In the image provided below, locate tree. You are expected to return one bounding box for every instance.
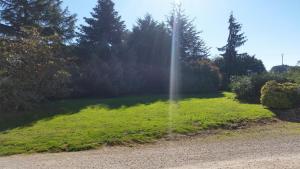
[287,66,300,84]
[128,14,170,66]
[297,60,300,66]
[78,0,125,61]
[0,0,76,41]
[126,14,171,93]
[215,53,266,76]
[218,13,247,84]
[76,0,126,96]
[168,5,210,62]
[181,59,222,93]
[236,54,266,74]
[0,28,71,112]
[270,65,291,74]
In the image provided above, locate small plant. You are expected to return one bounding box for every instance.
[261,81,300,109]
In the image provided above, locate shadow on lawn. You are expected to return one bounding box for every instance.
[0,92,224,132]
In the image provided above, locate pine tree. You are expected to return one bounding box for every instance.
[128,14,171,66]
[0,0,76,41]
[76,0,126,96]
[218,13,247,83]
[126,14,171,93]
[78,0,125,60]
[168,5,210,62]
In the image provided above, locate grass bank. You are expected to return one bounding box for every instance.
[0,92,274,156]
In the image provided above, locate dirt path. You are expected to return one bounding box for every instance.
[1,123,300,169]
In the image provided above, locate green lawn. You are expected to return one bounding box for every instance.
[0,92,274,156]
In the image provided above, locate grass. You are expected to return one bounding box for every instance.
[0,92,275,156]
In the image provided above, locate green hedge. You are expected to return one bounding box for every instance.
[230,73,290,103]
[181,59,222,93]
[261,81,300,109]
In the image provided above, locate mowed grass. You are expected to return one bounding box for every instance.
[0,92,274,156]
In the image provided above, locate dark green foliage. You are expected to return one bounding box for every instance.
[214,53,266,89]
[125,14,171,94]
[77,0,126,96]
[287,67,300,84]
[181,60,222,93]
[0,28,71,113]
[218,13,247,86]
[0,0,76,41]
[270,65,291,74]
[78,0,125,60]
[261,81,300,109]
[214,53,266,77]
[235,53,266,74]
[75,56,125,97]
[230,76,253,101]
[231,73,290,103]
[128,14,171,67]
[168,5,210,61]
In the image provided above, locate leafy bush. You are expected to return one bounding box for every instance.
[181,59,222,93]
[270,65,291,73]
[0,28,71,113]
[214,54,266,89]
[231,73,290,103]
[287,67,300,84]
[261,81,300,109]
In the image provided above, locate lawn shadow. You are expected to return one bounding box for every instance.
[271,108,300,123]
[0,92,224,132]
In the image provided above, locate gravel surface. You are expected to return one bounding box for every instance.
[1,125,300,169]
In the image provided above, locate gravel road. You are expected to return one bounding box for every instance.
[1,124,300,169]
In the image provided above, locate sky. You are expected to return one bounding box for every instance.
[63,0,300,70]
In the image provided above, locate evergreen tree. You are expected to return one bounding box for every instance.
[0,28,71,112]
[0,0,76,41]
[126,14,171,93]
[78,0,125,61]
[128,14,170,66]
[168,5,210,62]
[218,13,247,83]
[76,0,126,96]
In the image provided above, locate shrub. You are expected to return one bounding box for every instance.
[287,67,300,84]
[270,65,291,74]
[261,81,300,109]
[181,59,222,93]
[0,28,71,113]
[230,76,254,101]
[214,54,266,89]
[231,73,290,103]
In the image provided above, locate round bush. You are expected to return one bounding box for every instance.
[260,81,300,109]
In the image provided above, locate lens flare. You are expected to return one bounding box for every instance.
[168,1,181,139]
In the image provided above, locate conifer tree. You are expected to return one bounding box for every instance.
[168,5,210,62]
[0,0,76,41]
[78,0,125,60]
[128,14,170,66]
[218,13,247,83]
[76,0,126,96]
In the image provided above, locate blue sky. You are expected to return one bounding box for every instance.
[64,0,300,69]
